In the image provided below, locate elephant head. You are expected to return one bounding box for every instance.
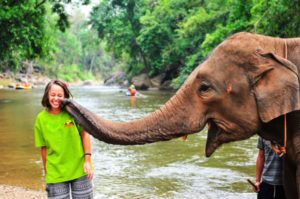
[63,32,300,157]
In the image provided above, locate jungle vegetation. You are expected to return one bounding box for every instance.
[1,0,300,86]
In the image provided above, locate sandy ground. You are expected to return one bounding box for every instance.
[0,185,47,199]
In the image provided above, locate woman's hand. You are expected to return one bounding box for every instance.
[81,131,93,180]
[83,160,93,180]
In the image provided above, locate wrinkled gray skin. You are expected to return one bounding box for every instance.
[63,32,300,199]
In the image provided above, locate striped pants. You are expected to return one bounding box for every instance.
[46,176,93,199]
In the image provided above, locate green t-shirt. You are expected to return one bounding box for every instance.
[34,110,86,183]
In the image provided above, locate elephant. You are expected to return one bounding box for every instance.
[62,32,300,199]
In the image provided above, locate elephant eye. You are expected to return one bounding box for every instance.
[199,83,211,93]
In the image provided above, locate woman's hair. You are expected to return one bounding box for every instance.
[41,80,73,109]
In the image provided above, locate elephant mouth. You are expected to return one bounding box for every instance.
[205,119,224,157]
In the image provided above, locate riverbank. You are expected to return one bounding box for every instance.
[0,72,50,89]
[0,72,101,89]
[0,185,46,199]
[0,71,174,91]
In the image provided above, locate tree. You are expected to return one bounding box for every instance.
[250,0,300,37]
[90,0,148,77]
[0,0,90,71]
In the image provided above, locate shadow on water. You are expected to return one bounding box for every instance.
[0,86,256,198]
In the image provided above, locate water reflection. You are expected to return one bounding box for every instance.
[0,86,256,198]
[130,96,136,107]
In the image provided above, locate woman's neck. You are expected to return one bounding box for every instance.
[48,108,61,115]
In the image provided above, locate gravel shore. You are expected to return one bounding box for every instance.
[0,185,46,199]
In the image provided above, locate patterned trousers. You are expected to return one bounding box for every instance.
[46,176,93,199]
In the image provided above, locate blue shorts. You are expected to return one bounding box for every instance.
[46,176,93,199]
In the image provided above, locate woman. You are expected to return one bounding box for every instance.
[34,80,93,198]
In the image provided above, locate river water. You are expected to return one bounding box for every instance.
[0,86,257,199]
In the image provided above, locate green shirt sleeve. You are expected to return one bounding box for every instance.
[34,116,46,147]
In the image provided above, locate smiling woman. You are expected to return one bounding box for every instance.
[46,84,66,113]
[34,80,93,198]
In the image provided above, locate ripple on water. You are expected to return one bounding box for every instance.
[0,99,13,104]
[145,163,256,199]
[90,137,256,199]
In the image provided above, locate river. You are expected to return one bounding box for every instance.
[0,86,256,199]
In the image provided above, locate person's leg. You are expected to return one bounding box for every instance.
[71,176,93,199]
[46,182,70,199]
[275,185,286,199]
[257,182,273,199]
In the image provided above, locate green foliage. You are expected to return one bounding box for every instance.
[250,0,300,37]
[56,31,82,65]
[2,0,300,86]
[56,64,94,82]
[138,0,196,76]
[0,0,90,72]
[70,11,122,80]
[35,9,121,82]
[88,0,300,88]
[90,0,148,77]
[0,0,47,71]
[172,0,300,88]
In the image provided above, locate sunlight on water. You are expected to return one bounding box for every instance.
[0,86,256,198]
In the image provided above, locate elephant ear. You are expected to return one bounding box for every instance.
[251,51,300,123]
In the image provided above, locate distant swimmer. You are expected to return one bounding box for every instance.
[128,84,136,96]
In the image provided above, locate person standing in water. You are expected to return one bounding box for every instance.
[128,84,136,96]
[253,136,285,199]
[34,80,93,198]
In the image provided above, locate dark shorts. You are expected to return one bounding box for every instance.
[46,176,93,199]
[258,181,285,199]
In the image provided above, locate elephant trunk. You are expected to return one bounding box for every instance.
[63,89,203,145]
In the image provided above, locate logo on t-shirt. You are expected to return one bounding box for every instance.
[64,119,75,128]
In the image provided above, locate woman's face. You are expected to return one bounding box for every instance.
[48,84,65,111]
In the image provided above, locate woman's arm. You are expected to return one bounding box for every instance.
[41,147,47,175]
[81,130,93,180]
